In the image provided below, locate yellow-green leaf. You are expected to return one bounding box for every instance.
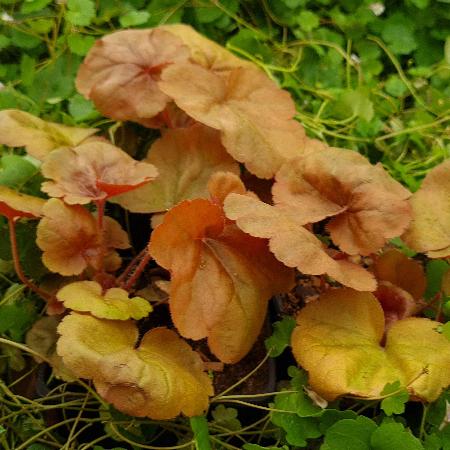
[292,288,450,402]
[56,281,152,320]
[57,313,213,419]
[0,109,97,160]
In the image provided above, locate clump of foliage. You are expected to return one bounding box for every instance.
[0,1,450,449]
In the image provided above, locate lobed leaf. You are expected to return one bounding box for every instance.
[271,392,322,446]
[272,148,412,255]
[112,124,239,213]
[370,422,423,450]
[291,288,450,402]
[76,29,190,126]
[36,199,129,276]
[57,313,213,419]
[57,281,152,320]
[402,160,450,258]
[211,405,241,431]
[224,193,376,291]
[322,416,377,450]
[0,109,97,160]
[159,63,308,178]
[41,140,158,204]
[380,381,409,415]
[265,316,297,357]
[149,198,294,363]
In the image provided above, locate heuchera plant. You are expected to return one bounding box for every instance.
[0,24,449,420]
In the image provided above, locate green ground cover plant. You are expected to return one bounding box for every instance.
[0,1,449,449]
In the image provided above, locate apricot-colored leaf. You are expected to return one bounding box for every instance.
[57,313,213,419]
[102,216,130,250]
[326,185,411,256]
[224,194,376,291]
[57,281,151,320]
[149,199,294,363]
[159,24,254,72]
[41,140,158,204]
[272,149,412,255]
[0,109,97,160]
[292,288,450,402]
[36,199,129,276]
[373,249,426,300]
[112,124,239,213]
[207,171,246,205]
[149,171,246,226]
[402,160,450,258]
[25,316,75,381]
[159,63,307,179]
[0,186,45,220]
[76,29,190,126]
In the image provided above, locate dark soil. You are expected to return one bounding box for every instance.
[208,323,274,398]
[273,273,327,316]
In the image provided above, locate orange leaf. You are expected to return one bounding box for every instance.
[224,193,376,291]
[0,186,45,220]
[0,109,97,160]
[149,199,294,363]
[57,314,213,419]
[76,29,190,126]
[112,124,239,212]
[273,148,412,255]
[373,249,425,300]
[159,63,308,178]
[402,160,450,258]
[41,140,158,204]
[36,199,129,276]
